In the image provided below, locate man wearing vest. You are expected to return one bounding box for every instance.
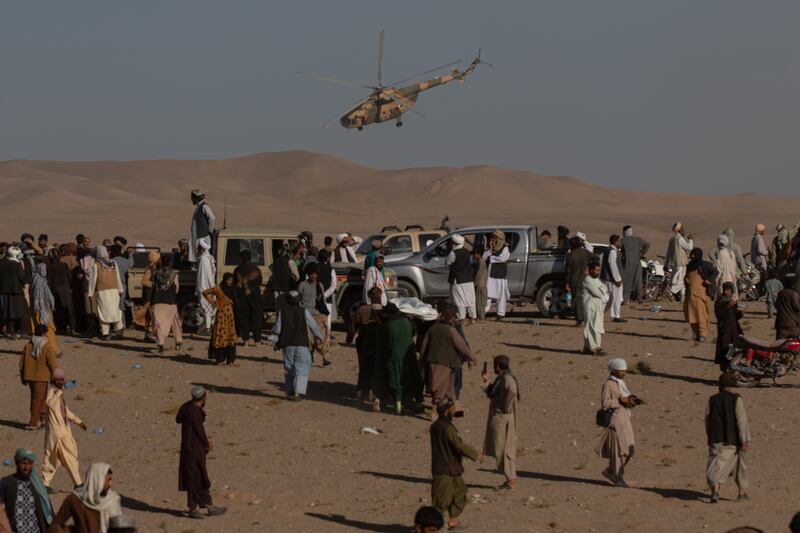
[446,234,476,322]
[664,222,693,302]
[0,449,53,533]
[601,235,625,323]
[275,291,324,401]
[429,398,483,531]
[706,372,752,503]
[189,190,216,266]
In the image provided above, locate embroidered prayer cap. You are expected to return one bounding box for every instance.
[191,385,207,400]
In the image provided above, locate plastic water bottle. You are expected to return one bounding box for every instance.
[2,459,12,466]
[131,363,143,369]
[94,428,104,434]
[64,380,77,389]
[650,305,661,313]
[565,292,573,306]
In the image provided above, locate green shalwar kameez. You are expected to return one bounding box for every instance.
[430,419,479,520]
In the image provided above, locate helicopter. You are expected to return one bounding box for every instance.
[299,31,491,130]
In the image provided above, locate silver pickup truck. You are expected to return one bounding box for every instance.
[386,225,582,317]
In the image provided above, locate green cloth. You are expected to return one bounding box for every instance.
[371,323,391,401]
[373,316,424,403]
[387,317,423,402]
[432,474,468,519]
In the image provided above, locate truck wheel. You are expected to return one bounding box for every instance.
[397,280,419,299]
[181,302,205,330]
[536,281,568,318]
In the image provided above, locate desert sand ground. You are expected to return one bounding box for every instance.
[0,297,797,532]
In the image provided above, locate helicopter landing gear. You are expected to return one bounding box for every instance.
[395,120,403,128]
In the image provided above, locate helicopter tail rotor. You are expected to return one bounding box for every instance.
[475,48,494,67]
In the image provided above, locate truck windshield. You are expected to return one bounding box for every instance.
[225,238,266,266]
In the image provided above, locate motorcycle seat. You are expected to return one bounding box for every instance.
[738,335,787,351]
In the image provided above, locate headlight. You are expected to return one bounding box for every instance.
[385,268,397,287]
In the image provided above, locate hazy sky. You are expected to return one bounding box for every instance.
[1,1,798,194]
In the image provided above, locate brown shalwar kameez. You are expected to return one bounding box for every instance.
[482,372,518,482]
[684,269,710,339]
[176,400,213,510]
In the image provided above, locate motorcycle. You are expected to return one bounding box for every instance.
[726,335,800,387]
[641,258,670,302]
[737,262,762,302]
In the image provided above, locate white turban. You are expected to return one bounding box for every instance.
[755,224,766,233]
[576,232,587,242]
[451,234,465,249]
[336,233,348,244]
[608,358,627,371]
[6,246,21,260]
[717,234,729,248]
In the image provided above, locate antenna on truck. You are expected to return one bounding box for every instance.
[223,197,227,230]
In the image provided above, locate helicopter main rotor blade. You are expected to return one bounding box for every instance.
[387,59,462,87]
[378,30,384,87]
[385,93,427,119]
[298,71,374,90]
[322,95,372,128]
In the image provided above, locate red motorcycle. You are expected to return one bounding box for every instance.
[726,335,800,387]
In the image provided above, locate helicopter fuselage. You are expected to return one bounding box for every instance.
[340,62,477,129]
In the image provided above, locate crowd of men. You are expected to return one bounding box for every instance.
[2,190,800,531]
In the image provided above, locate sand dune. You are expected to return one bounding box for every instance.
[1,150,796,250]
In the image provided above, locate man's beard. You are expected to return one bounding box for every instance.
[100,488,109,497]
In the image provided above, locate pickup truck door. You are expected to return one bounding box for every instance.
[502,230,527,296]
[422,231,485,296]
[419,236,451,296]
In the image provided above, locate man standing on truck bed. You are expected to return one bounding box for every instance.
[483,230,511,321]
[447,235,476,323]
[189,190,216,266]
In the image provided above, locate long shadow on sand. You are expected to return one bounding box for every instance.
[121,495,185,518]
[161,355,216,366]
[0,418,28,430]
[636,316,687,324]
[639,370,718,386]
[359,471,495,490]
[305,512,408,532]
[191,382,282,399]
[682,355,713,363]
[503,342,579,355]
[517,471,705,501]
[85,339,153,354]
[606,330,688,342]
[268,380,366,410]
[233,354,284,365]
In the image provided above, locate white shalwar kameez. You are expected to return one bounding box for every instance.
[363,266,388,306]
[446,251,476,320]
[483,247,511,317]
[323,266,338,331]
[196,247,217,330]
[604,247,623,319]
